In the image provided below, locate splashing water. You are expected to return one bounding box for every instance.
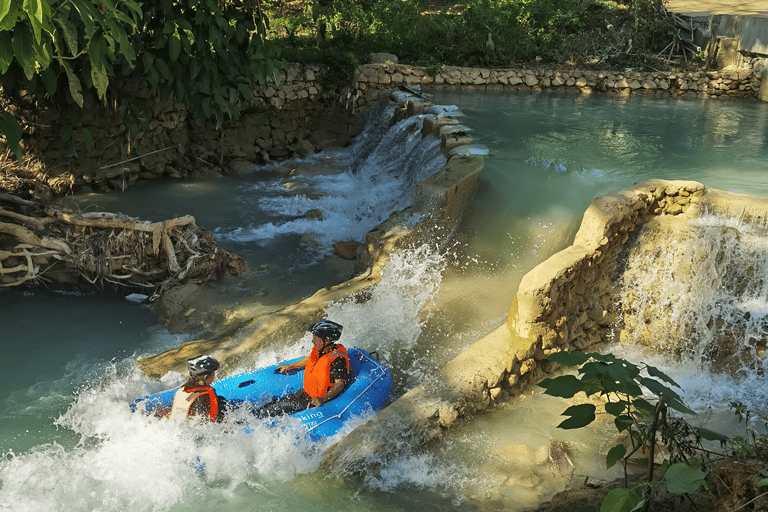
[215,104,447,265]
[614,213,768,414]
[0,244,449,512]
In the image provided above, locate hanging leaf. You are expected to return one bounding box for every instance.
[89,32,108,73]
[54,14,79,56]
[60,57,84,107]
[12,24,36,80]
[599,488,643,512]
[606,443,627,469]
[91,61,108,100]
[22,0,44,44]
[0,112,24,162]
[645,364,679,387]
[0,0,22,31]
[0,32,13,74]
[664,463,707,494]
[40,66,57,95]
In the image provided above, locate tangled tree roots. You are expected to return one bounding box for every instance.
[0,193,245,296]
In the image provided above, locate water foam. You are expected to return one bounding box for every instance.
[214,108,446,264]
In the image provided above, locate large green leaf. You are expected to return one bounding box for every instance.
[539,374,583,398]
[54,14,78,56]
[606,443,627,469]
[89,32,108,73]
[0,0,23,31]
[605,400,627,417]
[69,0,98,36]
[40,66,57,95]
[600,488,643,512]
[0,0,14,25]
[60,57,84,107]
[22,0,44,44]
[90,60,108,100]
[558,403,596,429]
[106,17,135,66]
[664,463,707,494]
[168,31,181,62]
[0,32,13,74]
[12,24,35,80]
[0,111,23,162]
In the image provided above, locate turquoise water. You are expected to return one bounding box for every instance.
[1,90,767,511]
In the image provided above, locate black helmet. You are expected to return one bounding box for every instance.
[308,320,343,341]
[187,355,219,377]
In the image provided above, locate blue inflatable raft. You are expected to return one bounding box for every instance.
[131,348,392,440]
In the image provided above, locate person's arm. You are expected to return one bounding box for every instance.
[311,379,346,407]
[276,356,309,373]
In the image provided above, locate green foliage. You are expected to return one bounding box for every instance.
[265,0,676,71]
[539,351,727,511]
[0,111,23,162]
[0,0,284,158]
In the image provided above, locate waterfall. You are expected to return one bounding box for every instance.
[215,101,446,258]
[614,213,768,382]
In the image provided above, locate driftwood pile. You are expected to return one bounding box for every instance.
[0,193,245,297]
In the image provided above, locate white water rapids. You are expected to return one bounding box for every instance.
[1,89,767,511]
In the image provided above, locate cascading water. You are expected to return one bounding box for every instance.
[3,89,768,512]
[215,101,446,261]
[614,212,768,411]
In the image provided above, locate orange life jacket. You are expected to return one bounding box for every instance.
[169,385,219,422]
[303,343,349,399]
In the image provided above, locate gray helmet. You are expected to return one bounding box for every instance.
[308,320,343,341]
[187,355,219,377]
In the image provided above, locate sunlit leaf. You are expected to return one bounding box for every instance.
[54,15,78,56]
[92,66,108,100]
[0,0,22,31]
[59,57,83,107]
[22,0,44,44]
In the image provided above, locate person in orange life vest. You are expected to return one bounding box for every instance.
[169,355,227,422]
[255,320,349,418]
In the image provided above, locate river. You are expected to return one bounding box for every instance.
[1,89,767,511]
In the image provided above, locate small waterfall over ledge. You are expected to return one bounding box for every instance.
[615,212,768,378]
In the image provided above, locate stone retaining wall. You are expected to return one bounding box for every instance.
[6,58,767,199]
[353,59,768,100]
[322,179,709,473]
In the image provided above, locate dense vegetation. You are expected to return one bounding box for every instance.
[0,0,688,164]
[266,0,682,74]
